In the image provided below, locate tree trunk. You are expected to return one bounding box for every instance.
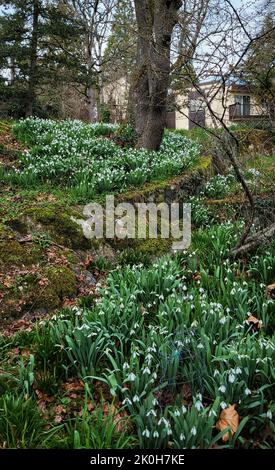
[87,85,98,122]
[132,0,182,150]
[230,223,275,258]
[25,0,39,117]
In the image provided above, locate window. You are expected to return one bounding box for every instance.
[190,98,204,112]
[234,95,250,116]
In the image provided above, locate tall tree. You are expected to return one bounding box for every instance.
[64,0,117,122]
[25,0,39,116]
[239,11,275,124]
[132,0,182,151]
[0,0,81,117]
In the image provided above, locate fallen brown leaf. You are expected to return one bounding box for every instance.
[38,277,49,287]
[62,379,85,392]
[267,283,275,299]
[182,383,192,402]
[216,404,239,442]
[247,315,262,330]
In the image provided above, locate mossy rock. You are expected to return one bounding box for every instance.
[44,266,77,299]
[30,266,77,311]
[29,287,60,311]
[0,224,13,241]
[6,218,28,234]
[0,239,44,267]
[116,156,212,205]
[134,238,172,256]
[0,240,25,265]
[27,207,91,249]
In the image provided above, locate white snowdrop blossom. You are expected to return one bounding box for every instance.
[142,429,150,438]
[127,373,136,382]
[228,374,236,383]
[122,398,132,405]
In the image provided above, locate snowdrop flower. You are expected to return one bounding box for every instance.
[158,417,169,427]
[180,433,185,441]
[133,395,140,403]
[197,343,204,349]
[235,367,242,375]
[266,410,272,419]
[122,398,132,405]
[229,374,236,383]
[127,373,136,381]
[218,385,226,393]
[220,401,228,409]
[123,362,130,370]
[219,317,226,325]
[174,410,181,416]
[182,405,187,414]
[153,431,159,438]
[146,409,157,417]
[245,388,251,396]
[191,426,197,436]
[143,367,151,375]
[214,369,220,377]
[195,401,203,411]
[142,429,150,438]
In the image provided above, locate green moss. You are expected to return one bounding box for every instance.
[44,266,77,299]
[115,156,212,204]
[0,240,25,265]
[28,207,91,249]
[0,238,44,267]
[133,238,171,256]
[30,266,77,311]
[31,287,61,310]
[7,218,28,234]
[0,225,9,240]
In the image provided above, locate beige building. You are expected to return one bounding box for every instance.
[102,78,265,129]
[167,80,264,130]
[101,76,130,123]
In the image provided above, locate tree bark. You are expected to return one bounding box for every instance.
[132,0,182,150]
[25,0,39,117]
[230,223,275,258]
[87,85,98,122]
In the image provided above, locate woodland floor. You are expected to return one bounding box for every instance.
[0,120,274,449]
